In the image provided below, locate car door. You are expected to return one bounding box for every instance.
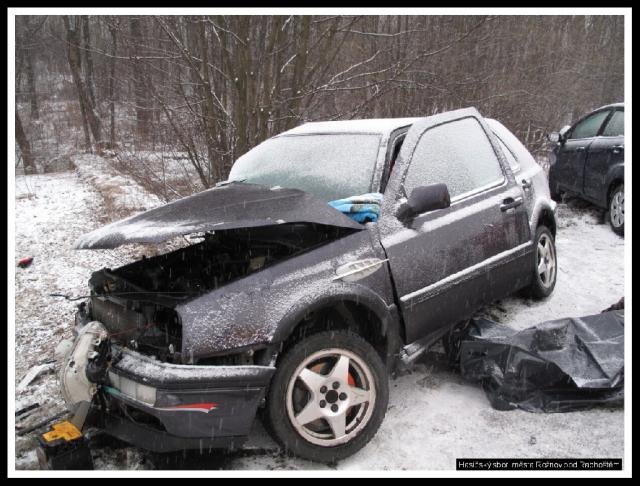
[378,108,532,345]
[584,108,624,205]
[556,109,612,194]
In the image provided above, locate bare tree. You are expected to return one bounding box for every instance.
[81,16,97,107]
[15,111,37,173]
[15,14,624,189]
[62,15,103,151]
[129,16,152,144]
[108,19,118,148]
[16,16,46,120]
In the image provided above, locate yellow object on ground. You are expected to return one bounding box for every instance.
[42,421,82,442]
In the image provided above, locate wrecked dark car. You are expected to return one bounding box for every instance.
[52,108,557,465]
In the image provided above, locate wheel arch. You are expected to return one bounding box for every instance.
[604,162,624,206]
[607,177,624,205]
[272,290,402,366]
[531,200,557,238]
[538,208,557,237]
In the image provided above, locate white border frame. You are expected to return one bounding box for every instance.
[7,7,632,478]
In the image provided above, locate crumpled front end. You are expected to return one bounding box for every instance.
[60,186,389,452]
[58,318,275,452]
[98,346,275,451]
[80,222,366,363]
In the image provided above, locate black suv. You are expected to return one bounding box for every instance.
[548,103,625,235]
[55,108,557,465]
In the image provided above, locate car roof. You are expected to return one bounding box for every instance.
[280,118,421,137]
[282,114,514,140]
[593,102,624,111]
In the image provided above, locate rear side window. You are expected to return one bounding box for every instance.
[602,110,624,137]
[404,117,504,199]
[569,110,610,139]
[494,136,520,173]
[485,118,538,172]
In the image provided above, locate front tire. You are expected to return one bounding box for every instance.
[266,330,388,463]
[527,225,557,299]
[609,184,624,236]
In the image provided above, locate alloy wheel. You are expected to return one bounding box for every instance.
[610,189,624,228]
[537,233,556,288]
[285,348,376,447]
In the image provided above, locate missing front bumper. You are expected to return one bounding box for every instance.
[92,346,275,451]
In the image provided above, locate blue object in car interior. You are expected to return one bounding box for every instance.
[328,193,383,223]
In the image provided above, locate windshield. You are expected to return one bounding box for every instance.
[228,133,382,201]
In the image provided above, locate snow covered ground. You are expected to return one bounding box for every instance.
[13,165,624,470]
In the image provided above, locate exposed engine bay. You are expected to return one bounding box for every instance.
[83,223,355,363]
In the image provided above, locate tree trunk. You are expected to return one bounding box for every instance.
[109,21,118,148]
[82,16,97,107]
[15,111,37,173]
[130,17,151,145]
[25,54,38,119]
[17,16,39,120]
[63,15,102,151]
[198,17,220,183]
[287,16,311,127]
[77,91,92,150]
[233,17,251,158]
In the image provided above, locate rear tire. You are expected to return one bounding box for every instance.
[527,225,557,299]
[265,330,388,463]
[549,183,562,202]
[609,184,624,236]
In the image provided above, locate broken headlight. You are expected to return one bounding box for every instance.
[106,372,157,406]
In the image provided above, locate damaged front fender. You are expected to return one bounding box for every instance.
[177,229,397,362]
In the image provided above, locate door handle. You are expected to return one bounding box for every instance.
[611,145,624,154]
[576,146,586,152]
[500,197,523,212]
[521,179,532,190]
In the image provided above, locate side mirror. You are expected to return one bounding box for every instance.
[397,183,451,221]
[548,132,561,143]
[549,125,571,144]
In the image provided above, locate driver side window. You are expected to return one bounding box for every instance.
[568,110,610,140]
[403,117,504,200]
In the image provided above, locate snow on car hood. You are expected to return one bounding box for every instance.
[74,182,364,249]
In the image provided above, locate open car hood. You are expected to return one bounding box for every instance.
[74,183,364,249]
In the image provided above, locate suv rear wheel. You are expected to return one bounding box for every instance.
[266,330,388,463]
[528,225,557,299]
[609,184,624,236]
[549,182,562,202]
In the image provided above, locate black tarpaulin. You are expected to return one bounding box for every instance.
[458,310,624,412]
